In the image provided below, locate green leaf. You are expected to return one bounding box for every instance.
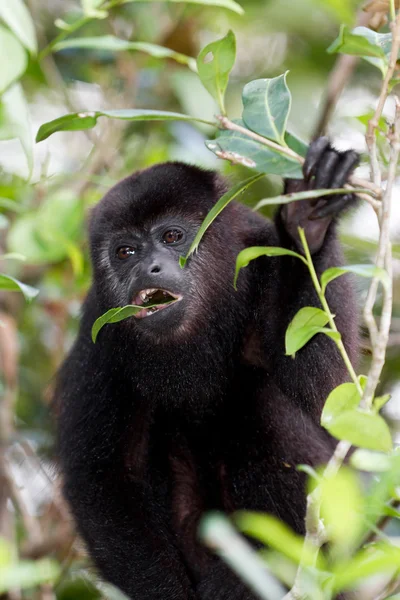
[332,543,400,592]
[53,36,197,71]
[0,25,27,93]
[284,131,308,158]
[235,511,326,569]
[181,173,264,266]
[81,0,108,17]
[206,123,303,179]
[321,382,361,426]
[36,109,215,142]
[374,393,391,412]
[242,73,291,145]
[197,31,236,114]
[321,264,390,294]
[285,307,330,357]
[327,26,394,76]
[92,303,176,342]
[0,83,33,176]
[254,187,370,212]
[0,0,37,54]
[123,0,244,13]
[318,467,363,550]
[323,409,392,452]
[0,274,38,301]
[234,246,306,289]
[0,559,60,594]
[350,449,391,472]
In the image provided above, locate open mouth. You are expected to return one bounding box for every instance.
[132,288,182,319]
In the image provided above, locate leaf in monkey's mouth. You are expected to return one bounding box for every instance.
[132,288,182,319]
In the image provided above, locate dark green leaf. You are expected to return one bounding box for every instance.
[92,306,142,342]
[242,73,291,145]
[182,174,264,265]
[53,36,197,71]
[36,110,215,142]
[0,274,38,301]
[321,264,390,294]
[234,246,305,289]
[284,131,308,158]
[327,26,393,75]
[285,307,330,357]
[206,124,303,178]
[197,31,236,113]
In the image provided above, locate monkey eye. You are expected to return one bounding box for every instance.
[116,246,135,259]
[162,229,184,245]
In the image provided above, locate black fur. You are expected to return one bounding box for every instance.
[56,140,359,599]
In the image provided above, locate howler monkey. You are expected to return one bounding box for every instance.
[56,138,359,599]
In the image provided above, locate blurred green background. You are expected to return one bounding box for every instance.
[0,0,399,598]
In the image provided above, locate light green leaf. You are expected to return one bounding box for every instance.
[36,109,215,142]
[197,31,236,114]
[321,264,390,294]
[374,393,391,412]
[0,25,27,93]
[123,0,244,12]
[324,409,392,452]
[81,0,108,17]
[285,307,330,357]
[242,73,291,145]
[0,559,59,594]
[206,123,303,179]
[319,467,363,550]
[234,246,306,289]
[350,449,391,472]
[321,382,361,426]
[0,0,37,54]
[332,543,400,592]
[254,188,370,212]
[0,83,33,176]
[235,511,326,568]
[0,274,38,301]
[181,174,264,266]
[53,36,197,71]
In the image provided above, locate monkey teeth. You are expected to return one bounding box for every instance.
[133,289,181,319]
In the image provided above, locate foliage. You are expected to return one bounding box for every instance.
[0,0,400,599]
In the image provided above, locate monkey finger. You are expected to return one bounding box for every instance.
[314,150,340,189]
[330,151,360,189]
[309,194,353,220]
[303,137,330,181]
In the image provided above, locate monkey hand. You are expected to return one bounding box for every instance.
[280,137,359,254]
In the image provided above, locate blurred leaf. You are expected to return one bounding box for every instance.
[328,26,393,75]
[81,0,108,17]
[318,467,363,550]
[350,449,391,472]
[101,583,131,600]
[0,274,38,301]
[323,409,392,452]
[234,246,305,289]
[321,264,390,294]
[312,0,355,23]
[374,393,391,412]
[285,307,329,357]
[0,559,59,594]
[235,511,326,568]
[0,83,33,176]
[0,25,27,93]
[36,109,215,142]
[321,382,361,425]
[182,173,264,265]
[242,73,291,145]
[285,131,308,158]
[123,0,244,14]
[53,36,197,71]
[0,0,37,54]
[197,31,236,114]
[206,121,303,179]
[0,538,13,567]
[254,188,369,211]
[363,453,400,528]
[332,543,400,592]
